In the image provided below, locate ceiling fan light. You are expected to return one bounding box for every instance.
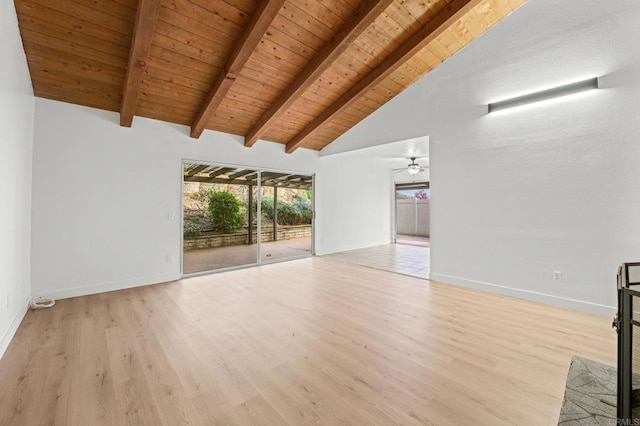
[407,163,420,175]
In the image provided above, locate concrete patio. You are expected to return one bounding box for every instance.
[183,237,312,274]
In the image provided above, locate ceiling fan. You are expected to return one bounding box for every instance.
[407,157,425,175]
[394,157,427,174]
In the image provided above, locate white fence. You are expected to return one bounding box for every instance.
[396,199,430,237]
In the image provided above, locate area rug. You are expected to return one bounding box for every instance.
[558,356,617,425]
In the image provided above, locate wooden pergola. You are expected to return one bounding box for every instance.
[183,163,313,245]
[183,164,313,190]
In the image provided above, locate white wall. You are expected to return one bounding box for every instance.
[315,158,392,255]
[0,1,34,357]
[326,0,640,315]
[31,99,392,299]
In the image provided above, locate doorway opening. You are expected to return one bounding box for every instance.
[182,162,314,275]
[395,181,430,247]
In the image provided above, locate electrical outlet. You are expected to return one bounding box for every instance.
[166,255,173,264]
[553,271,563,282]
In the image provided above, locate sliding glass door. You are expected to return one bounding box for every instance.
[182,162,313,275]
[182,164,259,273]
[259,177,313,263]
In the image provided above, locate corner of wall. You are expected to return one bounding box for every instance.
[0,0,35,359]
[0,296,30,360]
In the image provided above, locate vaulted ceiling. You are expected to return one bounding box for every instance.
[14,0,525,152]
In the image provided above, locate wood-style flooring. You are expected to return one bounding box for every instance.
[0,257,616,425]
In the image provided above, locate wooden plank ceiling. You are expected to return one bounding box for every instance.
[15,0,526,152]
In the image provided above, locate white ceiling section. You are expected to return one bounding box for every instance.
[325,0,640,315]
[320,136,429,170]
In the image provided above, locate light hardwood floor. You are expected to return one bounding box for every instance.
[0,258,616,425]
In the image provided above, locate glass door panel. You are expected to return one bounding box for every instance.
[182,163,259,273]
[260,175,313,263]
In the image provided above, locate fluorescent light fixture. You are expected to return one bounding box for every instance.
[488,77,599,113]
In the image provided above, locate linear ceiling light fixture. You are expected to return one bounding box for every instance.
[487,77,599,113]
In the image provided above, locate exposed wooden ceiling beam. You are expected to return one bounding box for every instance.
[244,0,394,147]
[120,0,162,127]
[285,0,481,153]
[190,0,286,139]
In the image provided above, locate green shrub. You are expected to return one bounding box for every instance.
[292,198,312,223]
[208,191,244,233]
[276,202,301,225]
[257,194,313,225]
[261,195,275,221]
[183,209,213,237]
[183,221,201,238]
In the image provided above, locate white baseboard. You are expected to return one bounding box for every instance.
[0,296,30,360]
[429,272,615,317]
[33,273,181,301]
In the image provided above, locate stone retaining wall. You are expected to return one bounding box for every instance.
[184,225,312,251]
